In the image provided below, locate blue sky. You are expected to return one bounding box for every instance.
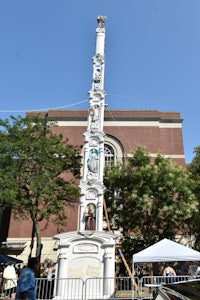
[0,1,199,163]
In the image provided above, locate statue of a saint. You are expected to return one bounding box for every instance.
[85,203,96,230]
[89,104,99,123]
[97,16,105,28]
[87,149,98,173]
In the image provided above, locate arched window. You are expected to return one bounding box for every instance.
[104,135,124,166]
[104,144,115,168]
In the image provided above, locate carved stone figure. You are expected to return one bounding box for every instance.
[87,149,99,173]
[85,203,96,230]
[89,104,99,124]
[97,16,105,28]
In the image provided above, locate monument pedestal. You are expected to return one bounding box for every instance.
[53,231,116,299]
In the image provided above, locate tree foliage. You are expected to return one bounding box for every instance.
[187,146,200,250]
[104,147,198,263]
[0,115,81,258]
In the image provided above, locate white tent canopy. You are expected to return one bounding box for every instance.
[133,238,200,263]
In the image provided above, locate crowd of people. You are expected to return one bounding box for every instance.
[0,259,54,300]
[159,261,200,282]
[136,260,200,281]
[0,256,199,300]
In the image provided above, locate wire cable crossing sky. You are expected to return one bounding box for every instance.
[0,93,200,113]
[0,1,199,163]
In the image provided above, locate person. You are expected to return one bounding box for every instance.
[3,262,17,299]
[163,264,176,282]
[188,262,200,277]
[181,261,192,275]
[15,264,22,278]
[15,257,40,300]
[42,264,53,298]
[43,264,52,281]
[0,265,3,289]
[40,264,45,277]
[163,264,176,277]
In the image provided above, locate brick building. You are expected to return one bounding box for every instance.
[0,108,185,262]
[0,15,186,264]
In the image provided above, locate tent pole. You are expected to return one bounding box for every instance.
[132,261,135,300]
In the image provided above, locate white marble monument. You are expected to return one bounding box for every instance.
[53,16,116,299]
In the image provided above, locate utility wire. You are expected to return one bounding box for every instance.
[0,92,200,114]
[105,107,132,150]
[0,99,88,113]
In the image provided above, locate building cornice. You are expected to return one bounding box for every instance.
[56,120,182,128]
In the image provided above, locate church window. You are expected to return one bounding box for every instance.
[104,144,115,168]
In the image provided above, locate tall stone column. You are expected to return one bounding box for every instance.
[78,16,107,232]
[53,18,116,300]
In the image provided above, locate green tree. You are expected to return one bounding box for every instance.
[0,115,81,258]
[187,146,200,250]
[104,147,197,263]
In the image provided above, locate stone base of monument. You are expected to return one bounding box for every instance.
[53,231,116,299]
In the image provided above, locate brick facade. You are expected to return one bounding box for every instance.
[1,109,185,261]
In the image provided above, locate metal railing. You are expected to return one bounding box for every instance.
[0,275,199,300]
[36,277,84,300]
[139,275,191,299]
